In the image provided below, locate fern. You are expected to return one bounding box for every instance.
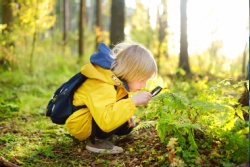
[131,120,156,134]
[137,79,249,164]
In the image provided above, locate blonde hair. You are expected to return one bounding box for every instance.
[111,42,157,82]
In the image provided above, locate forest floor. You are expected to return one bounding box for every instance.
[0,121,249,167]
[1,121,172,167]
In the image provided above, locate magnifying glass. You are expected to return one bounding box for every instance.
[151,86,162,97]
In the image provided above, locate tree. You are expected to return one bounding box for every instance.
[63,0,70,53]
[129,1,153,48]
[2,0,14,33]
[95,0,102,49]
[206,39,223,73]
[242,42,248,76]
[157,0,168,74]
[78,0,86,58]
[29,0,39,73]
[1,0,14,67]
[179,0,191,74]
[110,0,125,47]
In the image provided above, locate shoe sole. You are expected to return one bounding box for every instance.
[86,145,123,154]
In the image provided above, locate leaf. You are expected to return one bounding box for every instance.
[235,106,245,120]
[132,120,156,133]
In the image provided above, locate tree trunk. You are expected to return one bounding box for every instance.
[95,0,102,49]
[157,1,168,74]
[29,0,39,73]
[1,0,14,68]
[63,0,70,54]
[78,0,86,58]
[2,0,14,32]
[179,0,191,74]
[242,42,247,76]
[110,0,125,48]
[2,0,14,48]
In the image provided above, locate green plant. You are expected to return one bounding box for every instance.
[137,78,249,165]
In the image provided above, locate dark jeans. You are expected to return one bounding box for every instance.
[92,119,133,140]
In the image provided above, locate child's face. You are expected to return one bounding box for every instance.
[127,80,147,92]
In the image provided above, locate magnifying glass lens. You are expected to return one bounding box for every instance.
[151,86,162,97]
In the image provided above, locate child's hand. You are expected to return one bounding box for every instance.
[128,116,136,128]
[131,92,152,106]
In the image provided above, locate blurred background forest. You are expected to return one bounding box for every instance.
[0,0,249,78]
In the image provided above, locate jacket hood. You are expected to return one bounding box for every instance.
[90,43,114,69]
[81,43,130,91]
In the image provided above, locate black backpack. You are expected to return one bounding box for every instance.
[46,72,87,124]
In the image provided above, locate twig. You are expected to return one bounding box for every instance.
[0,157,19,167]
[4,95,20,102]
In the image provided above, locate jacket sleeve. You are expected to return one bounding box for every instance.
[84,80,137,132]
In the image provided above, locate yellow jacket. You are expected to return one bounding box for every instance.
[65,43,137,141]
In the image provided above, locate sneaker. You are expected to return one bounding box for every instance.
[86,139,123,154]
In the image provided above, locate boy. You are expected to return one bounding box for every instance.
[66,42,157,154]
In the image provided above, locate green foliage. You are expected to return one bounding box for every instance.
[137,78,249,165]
[146,92,201,155]
[0,103,19,121]
[13,0,55,34]
[0,0,56,70]
[132,120,156,133]
[0,103,19,112]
